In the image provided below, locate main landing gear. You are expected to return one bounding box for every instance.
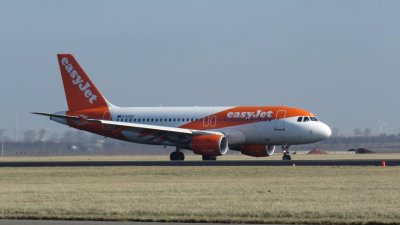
[170,147,185,161]
[202,155,217,161]
[282,145,292,160]
[169,147,217,161]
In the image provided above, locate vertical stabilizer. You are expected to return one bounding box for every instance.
[57,54,110,111]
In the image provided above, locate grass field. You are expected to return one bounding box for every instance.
[0,162,400,224]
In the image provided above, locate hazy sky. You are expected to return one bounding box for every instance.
[1,0,399,138]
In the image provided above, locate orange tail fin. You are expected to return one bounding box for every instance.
[57,54,110,111]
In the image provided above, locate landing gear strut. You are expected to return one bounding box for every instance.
[202,155,217,161]
[170,147,185,161]
[282,145,291,161]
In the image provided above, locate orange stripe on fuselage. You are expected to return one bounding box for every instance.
[179,106,313,130]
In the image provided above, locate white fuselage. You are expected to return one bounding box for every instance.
[101,106,331,148]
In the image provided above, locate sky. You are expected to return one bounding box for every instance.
[0,0,400,139]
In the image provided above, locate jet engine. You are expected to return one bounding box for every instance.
[191,134,229,156]
[240,145,275,157]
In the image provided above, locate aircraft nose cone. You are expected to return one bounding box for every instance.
[319,123,332,139]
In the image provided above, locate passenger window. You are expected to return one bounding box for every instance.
[173,119,176,122]
[303,117,310,122]
[297,117,303,122]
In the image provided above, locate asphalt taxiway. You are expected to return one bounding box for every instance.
[0,159,399,167]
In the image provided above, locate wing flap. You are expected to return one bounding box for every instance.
[97,120,193,134]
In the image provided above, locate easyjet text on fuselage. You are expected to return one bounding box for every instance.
[226,110,273,119]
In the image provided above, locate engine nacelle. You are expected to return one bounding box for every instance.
[220,128,246,146]
[240,145,275,157]
[191,134,229,156]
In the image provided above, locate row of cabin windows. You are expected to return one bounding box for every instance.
[297,116,318,122]
[116,118,198,123]
[115,117,273,123]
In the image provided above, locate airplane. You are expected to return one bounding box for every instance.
[33,54,331,161]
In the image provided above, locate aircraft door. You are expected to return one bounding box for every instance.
[210,116,217,128]
[203,116,217,128]
[274,110,286,131]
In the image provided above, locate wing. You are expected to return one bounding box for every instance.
[32,112,219,145]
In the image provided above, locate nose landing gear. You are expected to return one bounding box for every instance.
[282,145,291,160]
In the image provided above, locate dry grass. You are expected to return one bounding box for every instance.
[0,166,399,224]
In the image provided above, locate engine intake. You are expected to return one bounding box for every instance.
[240,145,275,157]
[191,134,228,156]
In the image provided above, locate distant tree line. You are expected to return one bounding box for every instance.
[1,128,400,155]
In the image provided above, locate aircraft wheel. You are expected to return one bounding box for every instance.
[282,154,291,161]
[170,152,185,161]
[202,155,217,161]
[178,151,185,160]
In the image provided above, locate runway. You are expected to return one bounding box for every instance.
[0,159,399,167]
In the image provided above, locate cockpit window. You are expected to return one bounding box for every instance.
[297,117,303,122]
[310,117,318,121]
[303,117,310,122]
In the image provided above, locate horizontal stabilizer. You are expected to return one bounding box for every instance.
[31,112,80,120]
